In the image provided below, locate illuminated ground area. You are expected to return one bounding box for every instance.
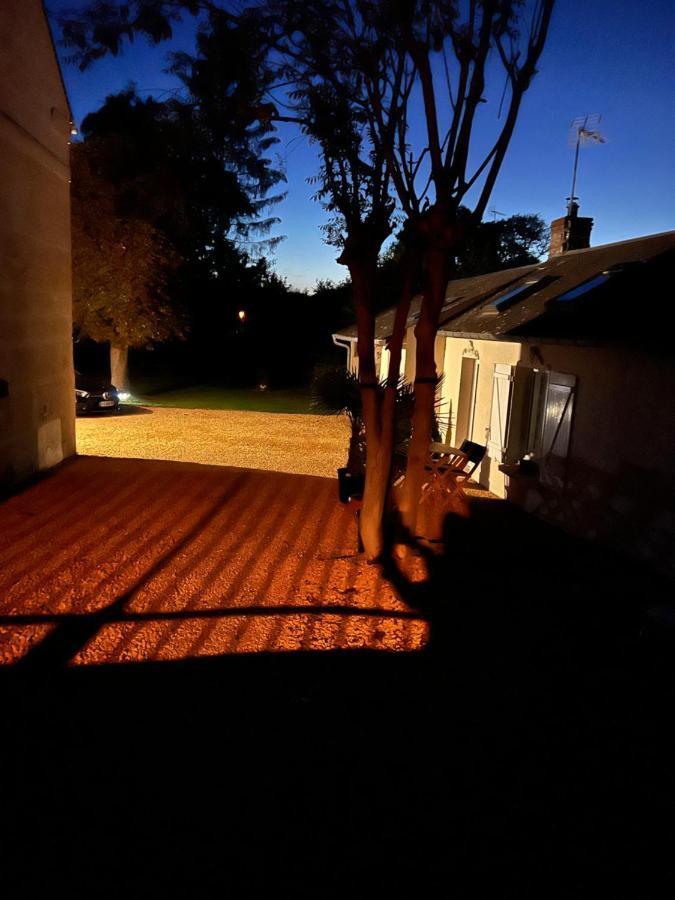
[0,456,427,666]
[76,406,347,477]
[0,457,671,895]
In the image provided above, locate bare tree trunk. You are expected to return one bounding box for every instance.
[377,243,421,510]
[344,238,422,560]
[110,344,129,393]
[399,235,451,535]
[349,258,385,561]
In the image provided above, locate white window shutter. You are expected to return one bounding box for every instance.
[487,364,513,460]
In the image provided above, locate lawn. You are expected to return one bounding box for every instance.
[130,381,321,414]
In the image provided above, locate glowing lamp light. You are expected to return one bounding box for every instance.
[238,309,246,321]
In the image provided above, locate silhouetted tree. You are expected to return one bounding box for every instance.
[253,0,425,559]
[372,1,555,536]
[456,213,549,277]
[62,4,287,379]
[71,144,185,390]
[255,0,554,555]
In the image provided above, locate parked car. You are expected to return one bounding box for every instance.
[75,371,128,415]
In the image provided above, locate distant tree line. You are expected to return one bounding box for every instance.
[72,88,547,390]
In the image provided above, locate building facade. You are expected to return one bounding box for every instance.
[0,0,75,488]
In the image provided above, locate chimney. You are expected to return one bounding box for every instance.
[549,201,593,257]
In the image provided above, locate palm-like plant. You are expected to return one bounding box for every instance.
[311,367,444,479]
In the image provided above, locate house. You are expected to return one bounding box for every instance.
[333,209,675,573]
[0,1,75,488]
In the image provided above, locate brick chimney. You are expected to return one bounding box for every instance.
[549,201,593,257]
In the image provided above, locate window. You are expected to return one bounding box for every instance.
[482,275,556,313]
[555,273,609,302]
[491,282,537,311]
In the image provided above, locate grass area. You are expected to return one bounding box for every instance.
[130,382,323,415]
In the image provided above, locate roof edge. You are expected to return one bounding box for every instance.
[41,0,74,123]
[559,228,675,256]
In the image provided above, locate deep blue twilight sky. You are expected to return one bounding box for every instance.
[49,0,674,291]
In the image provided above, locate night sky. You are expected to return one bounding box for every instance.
[49,0,675,290]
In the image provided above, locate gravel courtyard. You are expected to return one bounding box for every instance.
[76,405,348,477]
[0,456,426,666]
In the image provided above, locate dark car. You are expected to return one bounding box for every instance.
[75,371,126,415]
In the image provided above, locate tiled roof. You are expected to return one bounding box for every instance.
[334,230,675,343]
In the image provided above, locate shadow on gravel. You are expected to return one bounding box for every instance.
[1,498,673,898]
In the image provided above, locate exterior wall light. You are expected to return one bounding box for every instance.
[238,310,246,321]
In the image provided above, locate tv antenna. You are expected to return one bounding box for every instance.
[567,114,606,214]
[489,207,505,222]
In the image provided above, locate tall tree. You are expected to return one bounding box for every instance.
[456,213,548,276]
[71,143,185,390]
[369,0,555,537]
[62,3,287,377]
[257,0,553,555]
[169,7,286,259]
[253,0,430,559]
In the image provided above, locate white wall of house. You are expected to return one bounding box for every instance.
[345,337,408,381]
[358,328,675,495]
[437,336,523,496]
[437,334,675,573]
[436,335,675,494]
[346,321,675,572]
[0,0,74,487]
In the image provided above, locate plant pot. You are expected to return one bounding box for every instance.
[337,467,365,503]
[518,458,539,477]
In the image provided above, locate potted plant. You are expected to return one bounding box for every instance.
[311,367,446,503]
[311,367,365,501]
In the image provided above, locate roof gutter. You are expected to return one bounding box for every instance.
[332,334,355,364]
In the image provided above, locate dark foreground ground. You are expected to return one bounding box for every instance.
[0,458,673,897]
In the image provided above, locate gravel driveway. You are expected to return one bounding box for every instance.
[76,405,348,477]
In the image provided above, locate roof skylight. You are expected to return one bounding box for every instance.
[555,273,609,302]
[490,279,543,312]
